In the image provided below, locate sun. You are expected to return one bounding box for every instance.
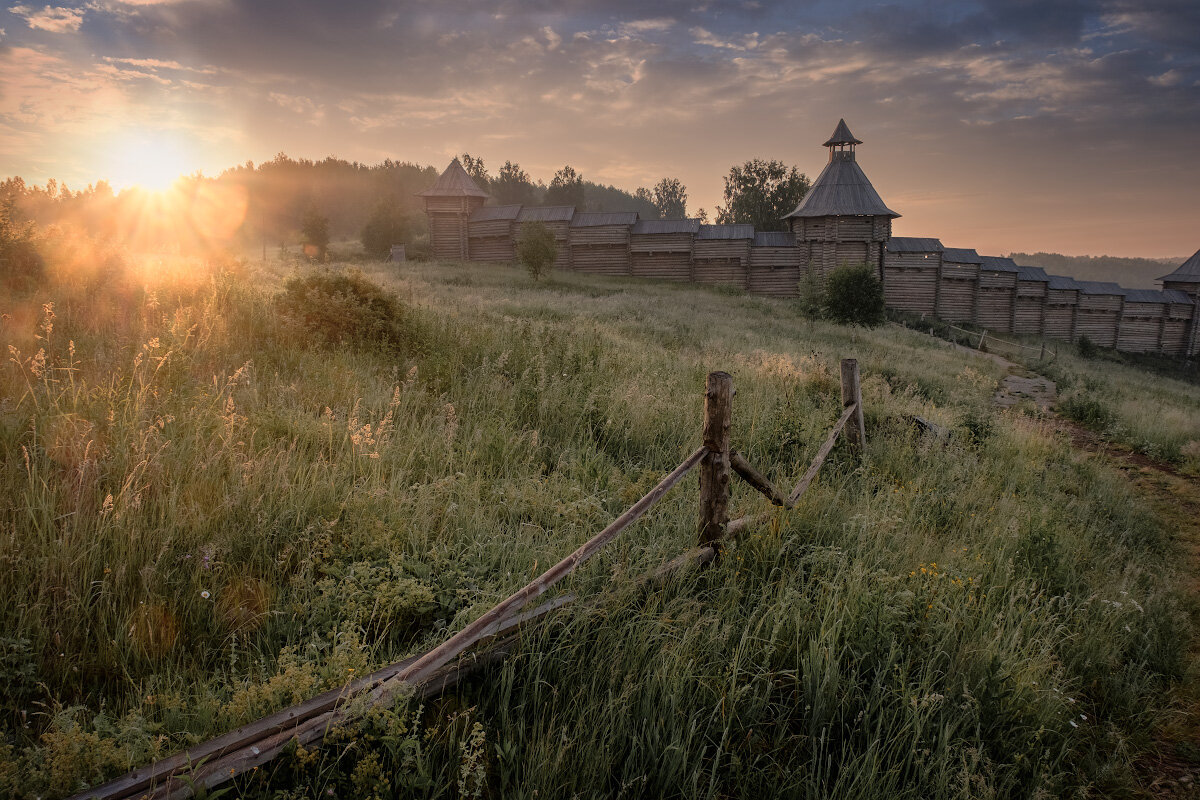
[103,132,196,192]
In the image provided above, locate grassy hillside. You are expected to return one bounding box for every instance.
[0,258,1194,798]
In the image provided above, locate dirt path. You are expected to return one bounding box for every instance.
[946,336,1200,796]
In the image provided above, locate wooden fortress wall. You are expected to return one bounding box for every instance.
[443,206,1198,357]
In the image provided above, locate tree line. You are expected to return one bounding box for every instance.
[1,153,811,260]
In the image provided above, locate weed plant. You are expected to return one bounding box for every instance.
[0,258,1190,798]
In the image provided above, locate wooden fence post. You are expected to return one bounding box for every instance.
[978,330,987,350]
[840,359,865,457]
[698,371,733,550]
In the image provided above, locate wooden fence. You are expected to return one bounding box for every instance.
[71,360,867,800]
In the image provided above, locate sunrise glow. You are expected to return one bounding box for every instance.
[101,133,196,193]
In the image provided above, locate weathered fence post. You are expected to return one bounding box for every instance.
[698,371,733,550]
[840,358,865,458]
[1039,341,1046,360]
[978,330,987,350]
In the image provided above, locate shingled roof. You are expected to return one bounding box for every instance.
[886,237,943,253]
[570,211,638,227]
[823,119,862,147]
[516,206,575,223]
[1077,280,1125,296]
[1158,247,1200,281]
[1017,266,1050,282]
[1047,274,1081,291]
[469,205,521,222]
[697,224,754,240]
[631,219,701,235]
[783,156,900,219]
[1121,288,1170,304]
[979,256,1019,273]
[418,158,489,198]
[753,232,796,247]
[942,247,983,264]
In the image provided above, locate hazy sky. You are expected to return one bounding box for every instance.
[2,0,1198,257]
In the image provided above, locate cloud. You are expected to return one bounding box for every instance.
[8,4,85,32]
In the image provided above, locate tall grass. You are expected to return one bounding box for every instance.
[0,258,1189,798]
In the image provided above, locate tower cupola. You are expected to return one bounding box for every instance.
[822,118,863,162]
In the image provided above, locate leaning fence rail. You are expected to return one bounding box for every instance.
[70,359,867,800]
[899,317,1058,361]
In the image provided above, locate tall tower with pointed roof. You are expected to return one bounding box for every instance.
[419,159,488,261]
[784,119,899,278]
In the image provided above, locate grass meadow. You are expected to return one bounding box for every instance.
[0,257,1195,798]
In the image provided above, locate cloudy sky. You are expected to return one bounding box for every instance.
[2,0,1198,257]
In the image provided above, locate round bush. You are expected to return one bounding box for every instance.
[275,269,413,349]
[824,262,886,327]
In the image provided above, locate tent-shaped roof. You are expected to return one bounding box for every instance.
[418,158,489,198]
[942,247,983,264]
[697,224,755,240]
[1158,247,1200,281]
[570,211,638,227]
[979,256,1019,273]
[886,236,943,253]
[517,206,575,222]
[823,119,862,147]
[783,157,900,219]
[632,219,701,235]
[753,232,796,247]
[470,205,521,222]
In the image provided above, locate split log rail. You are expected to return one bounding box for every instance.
[71,359,867,800]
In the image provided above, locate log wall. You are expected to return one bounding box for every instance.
[1043,288,1079,341]
[1075,293,1123,348]
[1013,281,1047,334]
[976,272,1017,333]
[569,224,632,276]
[1117,301,1166,354]
[882,251,939,315]
[428,206,1192,357]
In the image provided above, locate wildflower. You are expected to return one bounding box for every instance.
[1069,720,1078,728]
[201,590,211,599]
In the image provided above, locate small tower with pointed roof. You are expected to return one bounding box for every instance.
[419,158,488,261]
[784,119,899,279]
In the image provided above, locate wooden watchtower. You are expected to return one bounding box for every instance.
[784,119,899,279]
[419,159,488,261]
[1157,248,1200,356]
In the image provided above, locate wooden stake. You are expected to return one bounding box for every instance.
[698,371,733,549]
[840,359,865,457]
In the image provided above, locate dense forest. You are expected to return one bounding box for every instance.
[0,154,695,258]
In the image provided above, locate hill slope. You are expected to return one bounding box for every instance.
[0,259,1195,798]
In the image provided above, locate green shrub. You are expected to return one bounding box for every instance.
[1058,394,1117,430]
[0,197,44,292]
[797,266,826,319]
[1077,334,1098,359]
[516,221,557,280]
[824,262,885,327]
[275,269,413,349]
